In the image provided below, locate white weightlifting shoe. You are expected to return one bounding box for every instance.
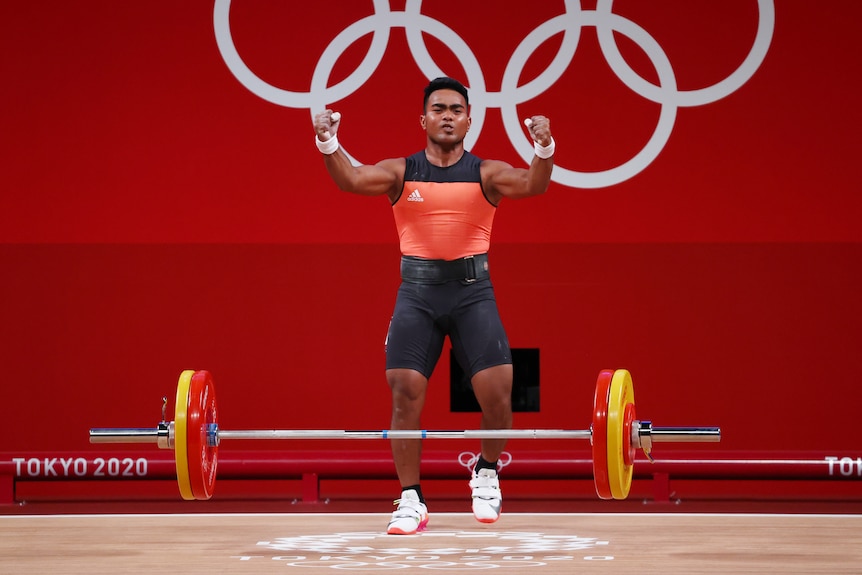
[470,468,502,523]
[387,489,429,535]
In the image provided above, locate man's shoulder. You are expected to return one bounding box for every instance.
[376,156,407,170]
[404,150,426,163]
[478,157,513,174]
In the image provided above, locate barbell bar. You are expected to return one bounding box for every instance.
[90,426,717,443]
[89,368,720,501]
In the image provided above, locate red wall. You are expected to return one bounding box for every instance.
[2,2,861,475]
[3,242,860,456]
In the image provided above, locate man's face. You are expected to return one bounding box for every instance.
[421,89,470,144]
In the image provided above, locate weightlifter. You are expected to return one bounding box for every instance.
[312,77,554,534]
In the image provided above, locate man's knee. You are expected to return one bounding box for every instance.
[387,368,428,401]
[471,364,513,412]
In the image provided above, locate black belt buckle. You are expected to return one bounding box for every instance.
[463,255,477,284]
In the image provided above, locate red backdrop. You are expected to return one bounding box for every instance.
[1,1,861,475]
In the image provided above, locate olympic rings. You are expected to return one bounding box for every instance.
[214,0,774,189]
[458,451,514,472]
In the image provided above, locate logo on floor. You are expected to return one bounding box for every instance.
[234,530,613,569]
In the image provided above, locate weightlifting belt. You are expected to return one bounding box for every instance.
[400,253,490,284]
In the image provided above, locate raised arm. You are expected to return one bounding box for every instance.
[482,115,555,204]
[313,110,404,200]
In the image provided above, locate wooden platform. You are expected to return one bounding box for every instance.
[2,512,860,573]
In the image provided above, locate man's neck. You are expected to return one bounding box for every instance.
[424,142,465,168]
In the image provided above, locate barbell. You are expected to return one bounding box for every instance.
[89,368,720,501]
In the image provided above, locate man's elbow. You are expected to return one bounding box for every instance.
[531,186,548,196]
[526,180,551,197]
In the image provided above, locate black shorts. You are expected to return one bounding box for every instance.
[385,278,512,379]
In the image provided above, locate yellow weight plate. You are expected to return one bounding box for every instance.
[174,369,195,501]
[606,369,635,499]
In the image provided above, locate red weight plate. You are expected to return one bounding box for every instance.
[592,369,614,500]
[187,370,219,500]
[623,402,637,466]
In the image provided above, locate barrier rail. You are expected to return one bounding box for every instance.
[2,450,860,505]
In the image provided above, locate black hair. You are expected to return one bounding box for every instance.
[423,77,469,110]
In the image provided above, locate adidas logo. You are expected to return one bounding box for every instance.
[407,189,424,202]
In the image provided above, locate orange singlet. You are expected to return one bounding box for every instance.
[392,151,496,260]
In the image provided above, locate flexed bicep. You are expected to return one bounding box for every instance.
[312,110,404,198]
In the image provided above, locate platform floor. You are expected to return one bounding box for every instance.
[2,512,860,574]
